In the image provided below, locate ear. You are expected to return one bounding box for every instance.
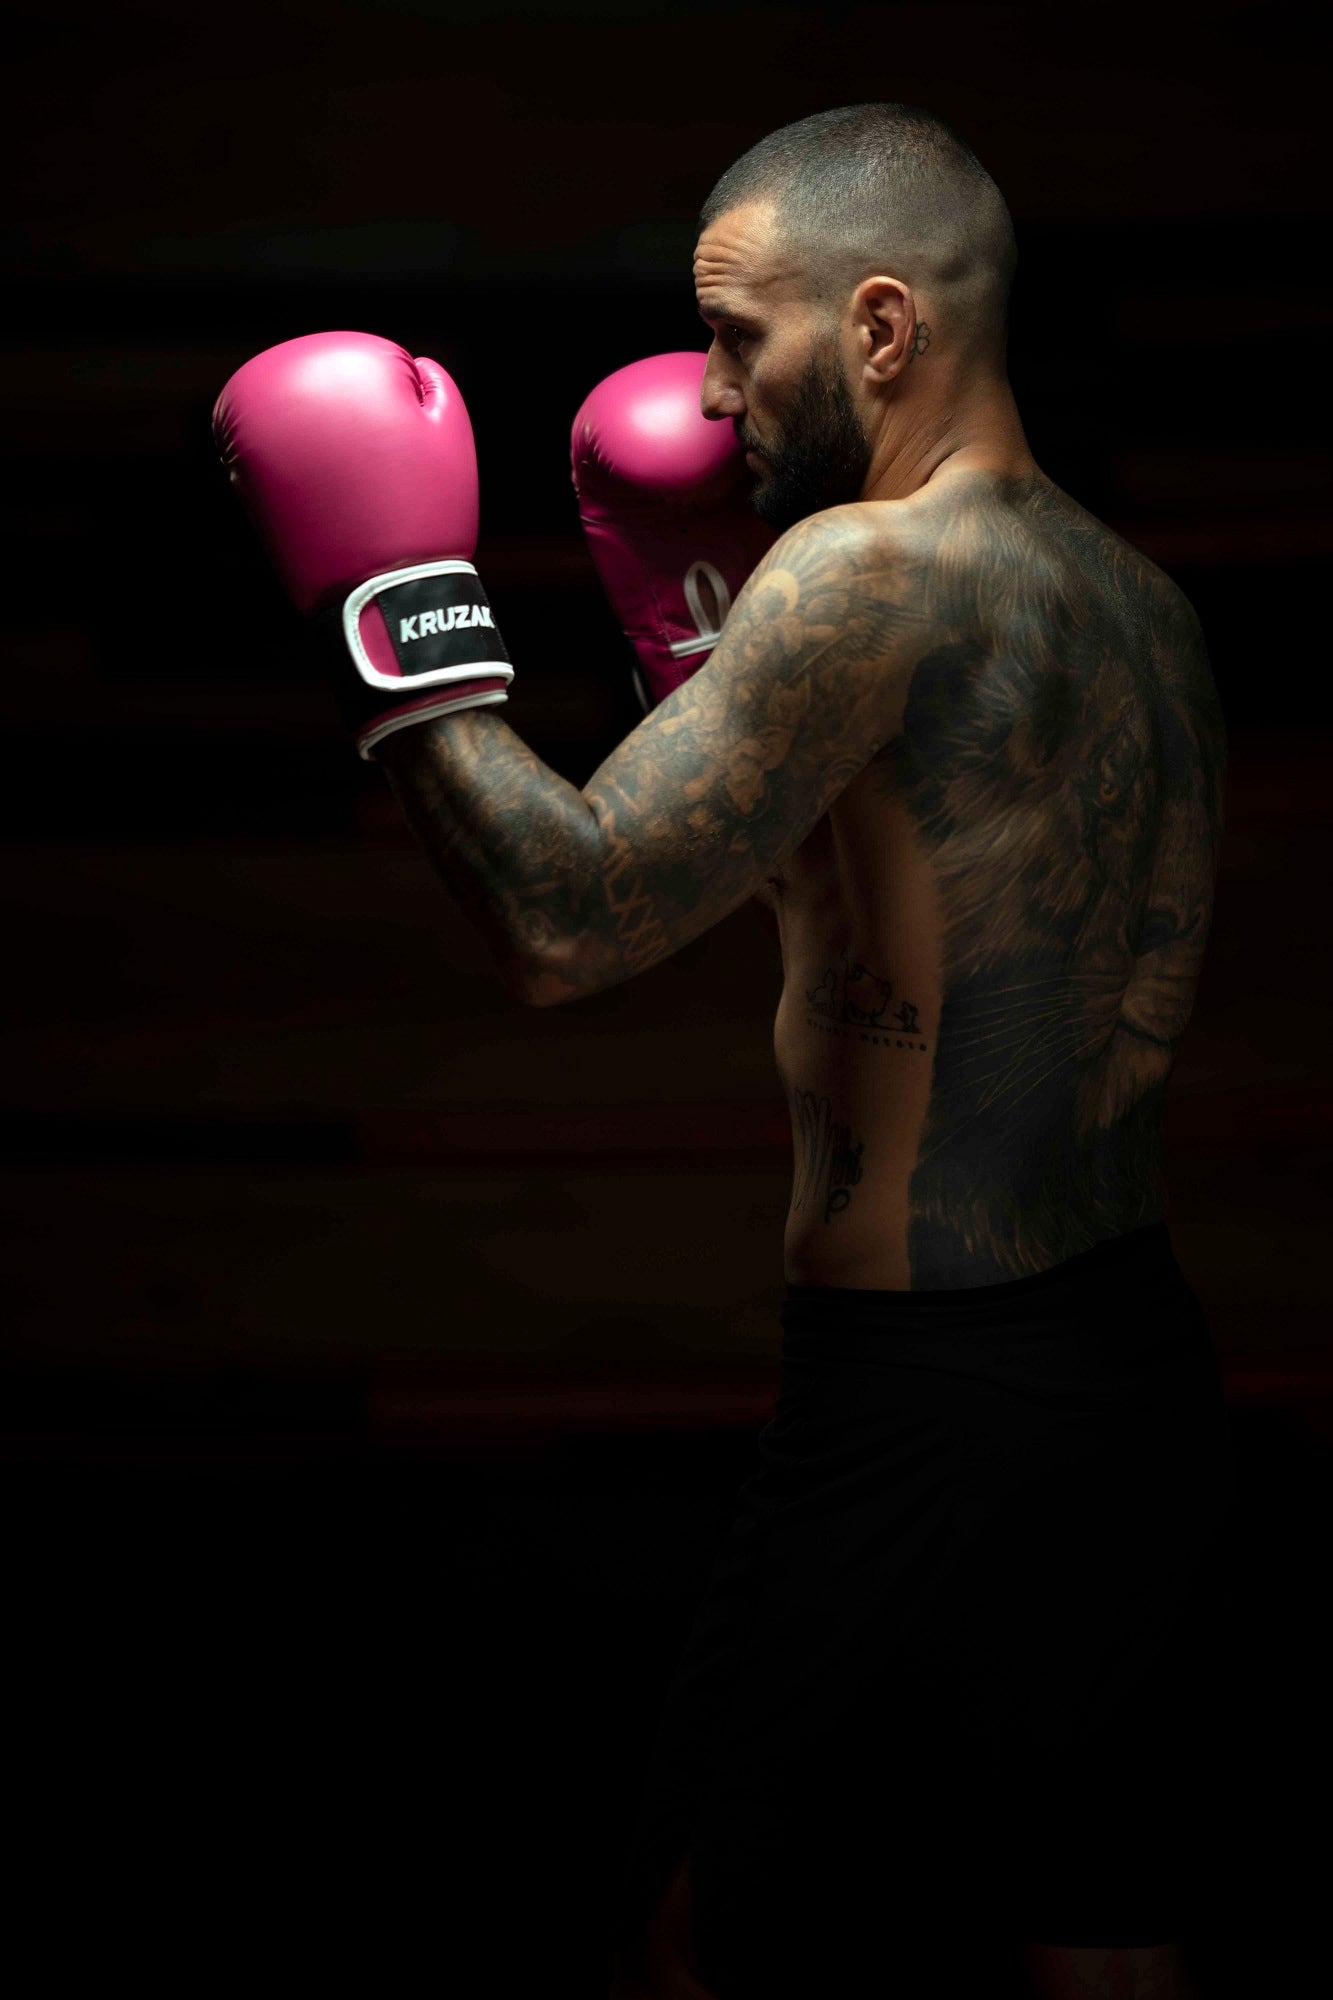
[853,276,915,386]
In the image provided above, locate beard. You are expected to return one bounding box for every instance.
[742,339,873,532]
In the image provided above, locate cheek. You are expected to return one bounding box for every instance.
[744,364,784,436]
[750,345,805,424]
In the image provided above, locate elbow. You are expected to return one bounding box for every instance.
[514,970,582,1009]
[506,942,590,1009]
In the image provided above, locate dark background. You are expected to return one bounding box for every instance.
[6,1,1330,1986]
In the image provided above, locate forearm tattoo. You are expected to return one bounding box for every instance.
[380,715,603,994]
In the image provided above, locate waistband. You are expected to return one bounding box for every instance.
[781,1223,1187,1339]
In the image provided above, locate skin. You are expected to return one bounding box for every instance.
[379,200,1226,1996]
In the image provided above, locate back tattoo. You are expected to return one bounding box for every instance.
[888,475,1226,1280]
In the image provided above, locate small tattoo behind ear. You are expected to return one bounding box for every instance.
[910,321,932,360]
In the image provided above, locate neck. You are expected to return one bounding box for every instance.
[861,371,1036,504]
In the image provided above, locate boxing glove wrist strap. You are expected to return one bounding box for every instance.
[318,558,515,760]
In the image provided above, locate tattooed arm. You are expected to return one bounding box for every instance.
[379,504,935,1005]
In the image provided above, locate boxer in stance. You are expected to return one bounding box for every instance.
[217,105,1230,2000]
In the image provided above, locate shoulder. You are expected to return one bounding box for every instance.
[711,505,947,747]
[764,500,923,571]
[744,503,940,627]
[772,481,1043,597]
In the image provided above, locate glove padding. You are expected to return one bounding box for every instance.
[571,351,774,712]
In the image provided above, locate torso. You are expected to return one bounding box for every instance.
[767,469,1226,1289]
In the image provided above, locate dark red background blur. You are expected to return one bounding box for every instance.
[6,2,1330,1986]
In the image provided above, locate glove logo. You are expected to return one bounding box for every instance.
[400,604,496,643]
[340,559,513,692]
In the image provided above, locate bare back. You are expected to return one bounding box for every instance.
[769,470,1227,1289]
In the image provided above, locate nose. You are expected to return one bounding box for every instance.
[700,345,745,422]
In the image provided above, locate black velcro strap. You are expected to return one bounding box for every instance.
[366,569,510,681]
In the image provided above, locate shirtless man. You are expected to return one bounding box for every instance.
[217,102,1229,2000]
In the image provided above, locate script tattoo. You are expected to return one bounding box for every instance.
[910,320,932,361]
[789,1088,866,1225]
[806,951,929,1052]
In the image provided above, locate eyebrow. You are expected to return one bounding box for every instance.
[697,301,755,327]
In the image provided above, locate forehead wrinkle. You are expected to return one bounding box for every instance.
[694,254,798,320]
[693,199,795,305]
[695,281,769,328]
[693,247,759,297]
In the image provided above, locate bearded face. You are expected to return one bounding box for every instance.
[742,332,873,532]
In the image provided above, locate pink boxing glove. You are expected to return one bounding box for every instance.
[213,331,512,759]
[571,352,775,712]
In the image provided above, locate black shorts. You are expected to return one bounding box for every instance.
[615,1223,1239,1987]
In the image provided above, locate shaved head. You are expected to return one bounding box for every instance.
[700,103,1017,373]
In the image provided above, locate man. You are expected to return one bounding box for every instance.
[218,103,1232,2000]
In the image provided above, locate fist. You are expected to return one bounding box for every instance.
[213,331,512,758]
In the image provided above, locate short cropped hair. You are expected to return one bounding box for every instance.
[700,104,1017,371]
